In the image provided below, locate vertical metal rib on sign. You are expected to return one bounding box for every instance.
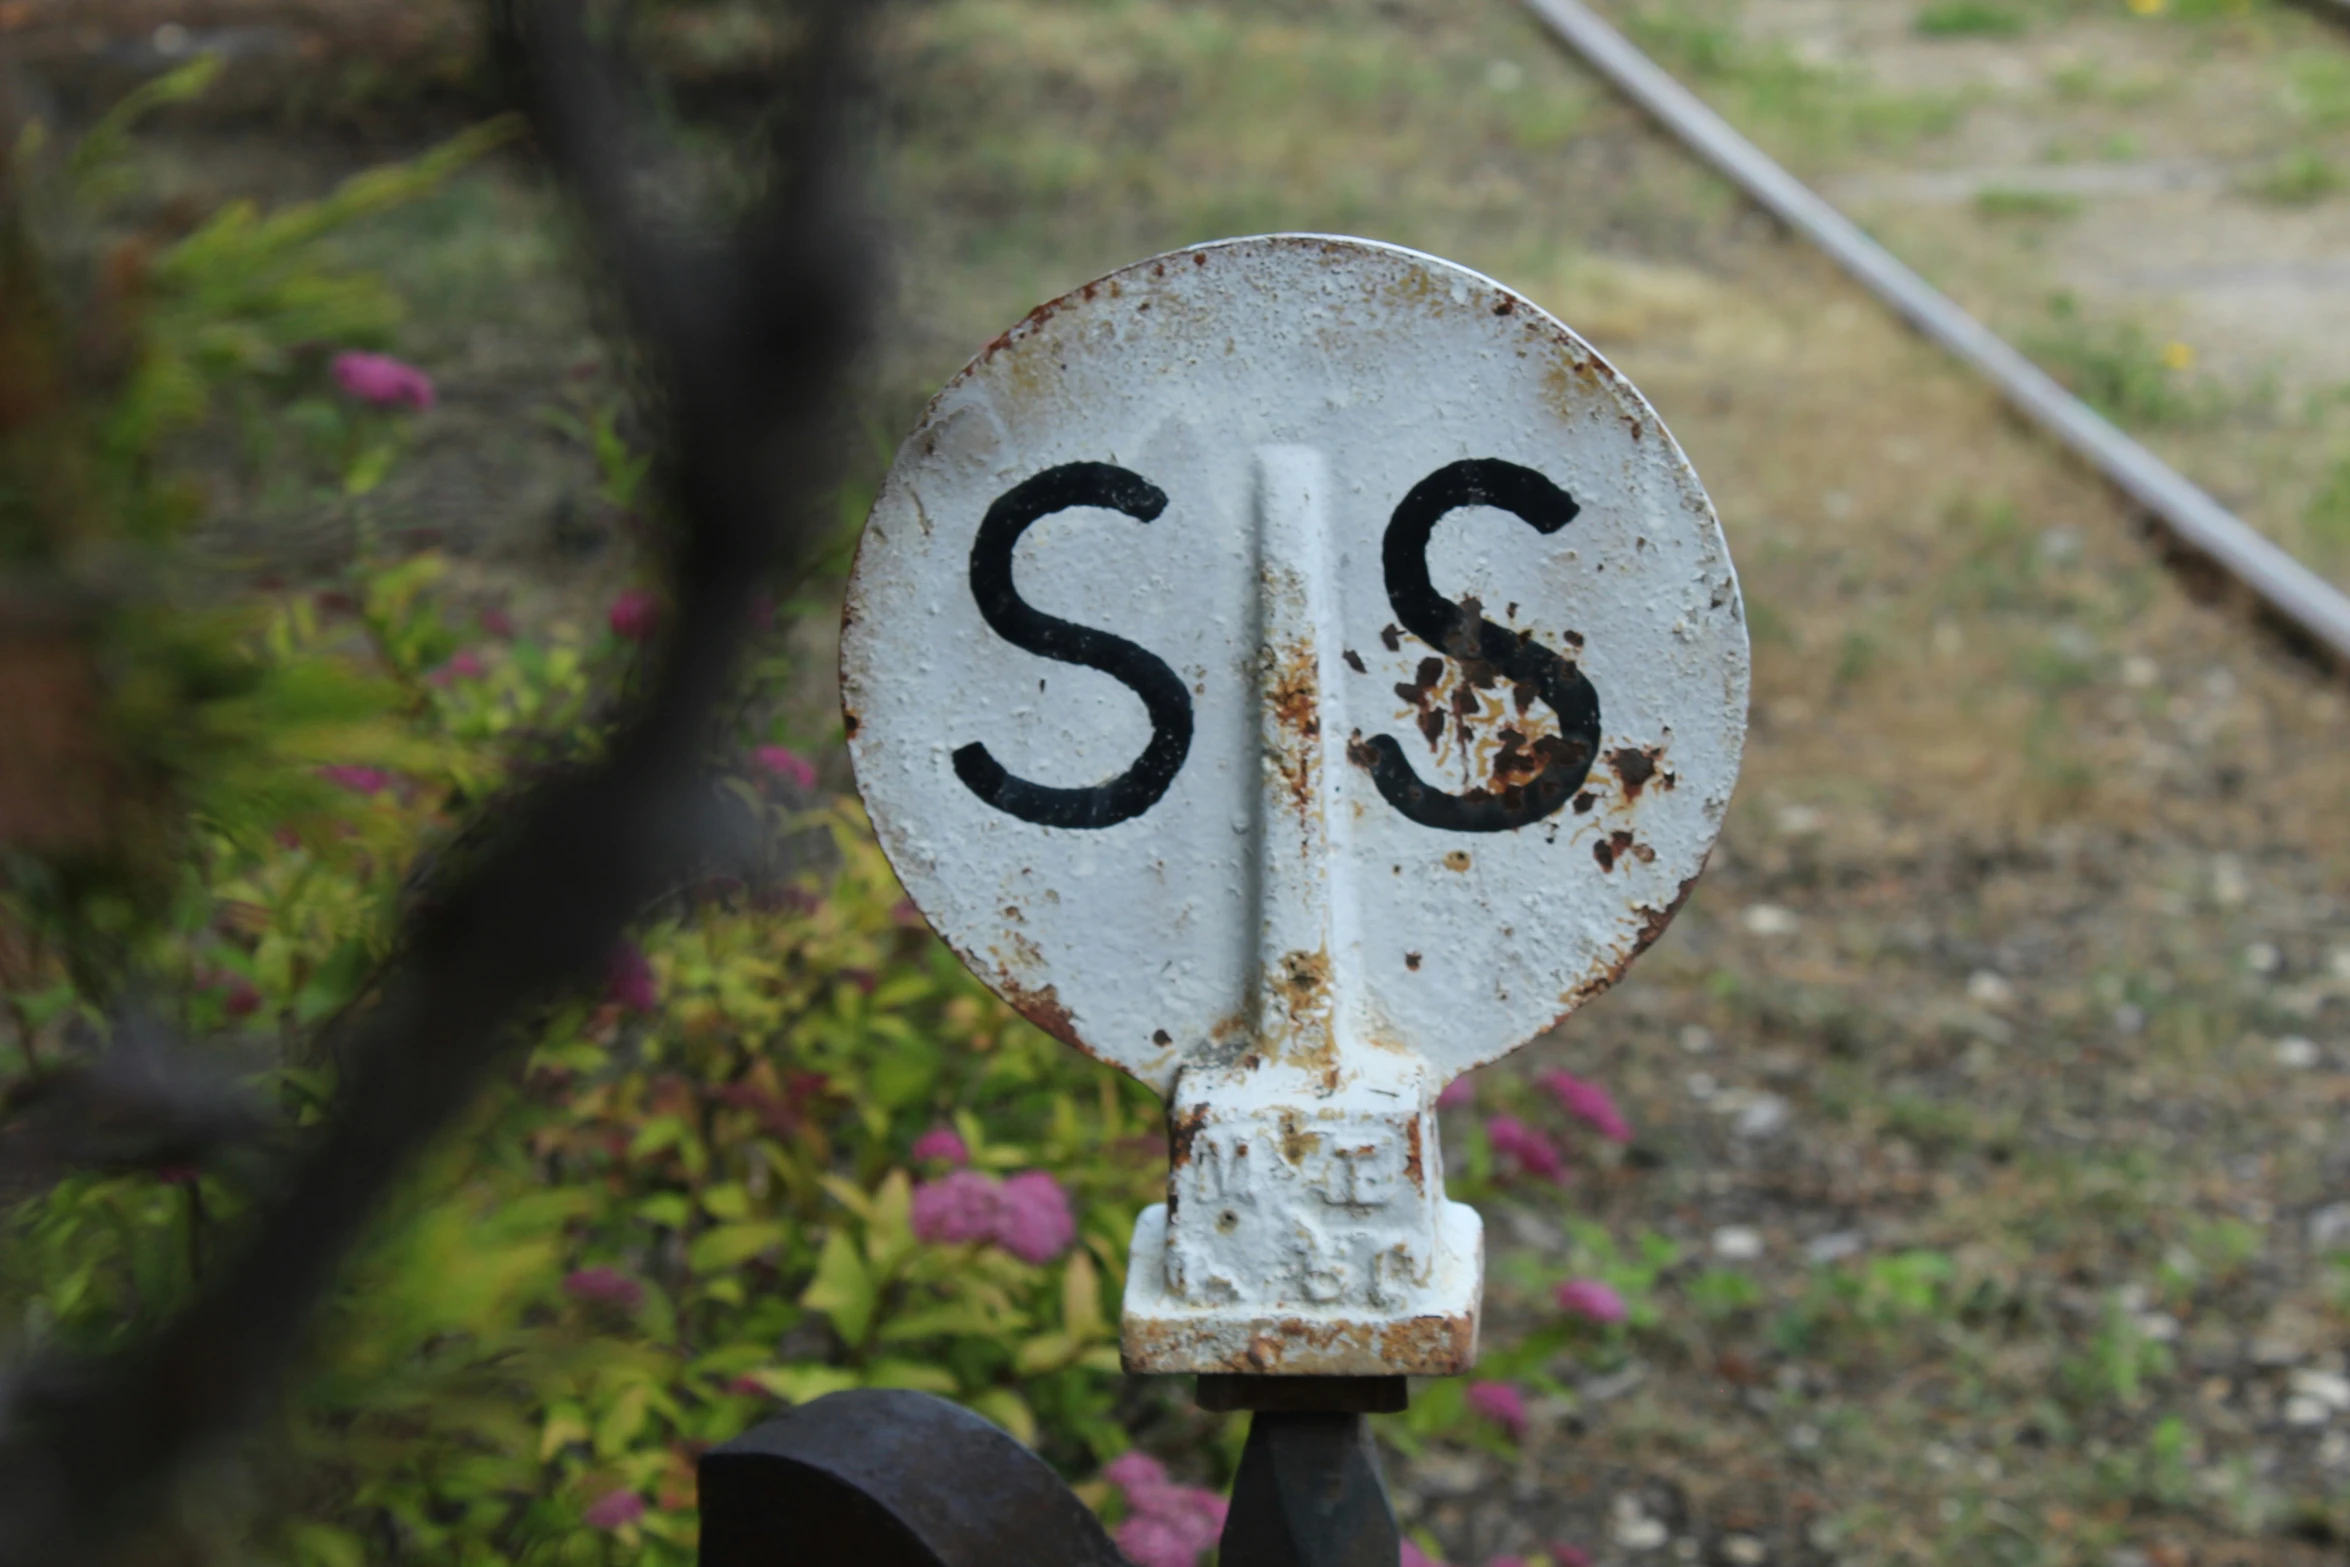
[1252,447,1352,1074]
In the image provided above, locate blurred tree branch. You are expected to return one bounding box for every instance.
[0,0,876,1559]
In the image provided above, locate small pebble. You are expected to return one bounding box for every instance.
[1966,970,2015,1007]
[1610,1497,1667,1552]
[2274,1036,2320,1069]
[2244,942,2281,975]
[1734,1093,1790,1139]
[1678,1025,1716,1055]
[1742,905,1800,937]
[2284,1395,2330,1427]
[2290,1369,2350,1412]
[1713,1225,1764,1261]
[1804,1230,1866,1264]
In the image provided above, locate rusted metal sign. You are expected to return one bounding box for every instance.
[843,235,1747,1378]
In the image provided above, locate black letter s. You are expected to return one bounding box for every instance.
[1356,459,1602,833]
[954,463,1194,829]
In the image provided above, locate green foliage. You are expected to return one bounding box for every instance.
[0,52,1676,1566]
[2058,1294,2175,1412]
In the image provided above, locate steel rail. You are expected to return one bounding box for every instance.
[1524,0,2350,668]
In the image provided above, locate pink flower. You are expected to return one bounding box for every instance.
[911,1126,970,1167]
[427,649,486,686]
[221,976,262,1018]
[1437,1076,1475,1110]
[1117,1514,1209,1567]
[911,1170,1001,1245]
[1540,1070,1632,1144]
[1401,1544,1447,1567]
[331,350,436,411]
[582,1489,644,1530]
[609,589,660,643]
[1465,1380,1527,1441]
[1110,1453,1228,1567]
[911,1169,1076,1262]
[993,1170,1076,1264]
[605,942,657,1014]
[1485,1114,1567,1184]
[1104,1451,1169,1491]
[1555,1278,1627,1324]
[317,764,391,796]
[480,607,515,639]
[563,1267,645,1310]
[752,744,818,792]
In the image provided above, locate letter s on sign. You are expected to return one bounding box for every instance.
[953,462,1195,830]
[1352,458,1603,833]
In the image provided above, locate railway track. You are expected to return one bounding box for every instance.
[1527,0,2350,674]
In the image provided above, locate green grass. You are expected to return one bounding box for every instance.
[2248,146,2343,204]
[1624,3,1967,158]
[1974,186,2084,219]
[2025,294,2212,427]
[2309,454,2350,551]
[1916,1,2028,37]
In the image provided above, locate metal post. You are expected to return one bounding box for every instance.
[1203,1377,1406,1567]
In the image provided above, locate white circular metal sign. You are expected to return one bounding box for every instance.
[843,235,1747,1099]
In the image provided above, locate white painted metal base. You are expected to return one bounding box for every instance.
[1120,1201,1482,1376]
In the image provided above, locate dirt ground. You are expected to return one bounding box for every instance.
[11,1,2350,1564]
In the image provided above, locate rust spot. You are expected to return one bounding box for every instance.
[1266,636,1322,823]
[842,710,860,739]
[1405,951,1422,971]
[1194,251,1209,266]
[1621,869,1703,969]
[1379,624,1402,652]
[1276,1109,1320,1168]
[1000,976,1084,1055]
[1403,1116,1425,1188]
[1002,904,1024,922]
[1417,708,1446,748]
[1277,948,1330,1010]
[1593,829,1635,872]
[1152,1028,1173,1047]
[1443,850,1471,872]
[1606,745,1663,800]
[1573,790,1597,814]
[1345,732,1382,773]
[1492,297,1515,316]
[1562,629,1585,649]
[1342,648,1366,674]
[1622,415,1644,441]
